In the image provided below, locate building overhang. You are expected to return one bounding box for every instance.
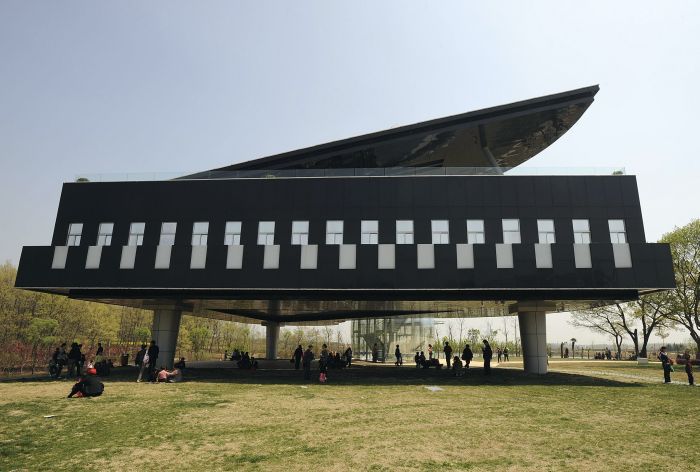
[185,85,599,176]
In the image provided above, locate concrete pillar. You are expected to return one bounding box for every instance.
[264,321,280,360]
[509,302,555,375]
[151,309,182,369]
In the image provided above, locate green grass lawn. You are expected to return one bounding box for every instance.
[0,361,697,471]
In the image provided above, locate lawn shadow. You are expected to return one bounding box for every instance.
[1,363,645,388]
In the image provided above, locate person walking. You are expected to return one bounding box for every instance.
[147,340,159,382]
[482,340,493,375]
[67,342,80,378]
[444,342,453,368]
[302,345,314,381]
[497,347,502,363]
[293,344,303,370]
[372,343,379,363]
[658,346,672,383]
[462,344,474,369]
[394,345,402,366]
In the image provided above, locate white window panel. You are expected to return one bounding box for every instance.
[257,221,275,245]
[191,222,209,246]
[326,220,344,245]
[97,223,113,246]
[537,219,556,244]
[66,223,83,246]
[502,219,521,244]
[573,219,591,244]
[128,222,145,246]
[431,220,449,244]
[609,219,627,243]
[224,221,242,246]
[467,220,485,244]
[159,222,177,245]
[292,221,309,245]
[396,220,414,245]
[361,220,378,245]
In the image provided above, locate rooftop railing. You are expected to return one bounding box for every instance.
[74,166,626,182]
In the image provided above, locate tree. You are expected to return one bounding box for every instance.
[658,219,700,351]
[25,318,58,374]
[570,306,625,358]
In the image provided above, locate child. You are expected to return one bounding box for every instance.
[686,358,695,386]
[319,358,328,383]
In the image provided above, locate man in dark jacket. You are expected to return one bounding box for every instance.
[293,345,303,370]
[462,344,474,369]
[444,342,453,368]
[482,340,493,375]
[302,345,314,381]
[147,340,159,382]
[658,346,672,383]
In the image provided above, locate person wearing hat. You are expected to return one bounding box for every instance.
[67,369,104,398]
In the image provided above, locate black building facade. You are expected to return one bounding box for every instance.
[15,85,675,373]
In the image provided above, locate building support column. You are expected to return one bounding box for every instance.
[264,321,280,360]
[151,309,182,369]
[509,302,555,375]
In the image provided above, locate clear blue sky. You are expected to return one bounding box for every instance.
[1,1,698,343]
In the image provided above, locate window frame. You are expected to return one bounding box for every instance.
[396,220,414,245]
[608,219,627,244]
[96,222,113,247]
[537,219,556,244]
[361,220,379,245]
[191,222,209,246]
[156,222,176,246]
[291,220,310,245]
[431,220,450,245]
[66,223,83,246]
[466,219,485,244]
[572,219,591,244]
[257,221,275,246]
[224,221,242,246]
[128,222,145,246]
[502,219,521,244]
[325,220,344,245]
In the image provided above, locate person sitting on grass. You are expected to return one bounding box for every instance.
[452,356,464,377]
[418,351,426,368]
[67,368,104,398]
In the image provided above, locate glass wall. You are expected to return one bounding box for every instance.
[351,316,435,362]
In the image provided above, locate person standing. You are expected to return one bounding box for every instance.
[462,344,474,369]
[302,345,314,381]
[444,342,453,368]
[394,345,402,366]
[503,347,509,362]
[344,346,353,367]
[293,344,303,370]
[685,357,695,386]
[147,340,159,382]
[497,347,502,363]
[658,346,672,383]
[482,340,493,375]
[372,343,379,363]
[428,344,433,360]
[67,342,80,378]
[95,342,104,357]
